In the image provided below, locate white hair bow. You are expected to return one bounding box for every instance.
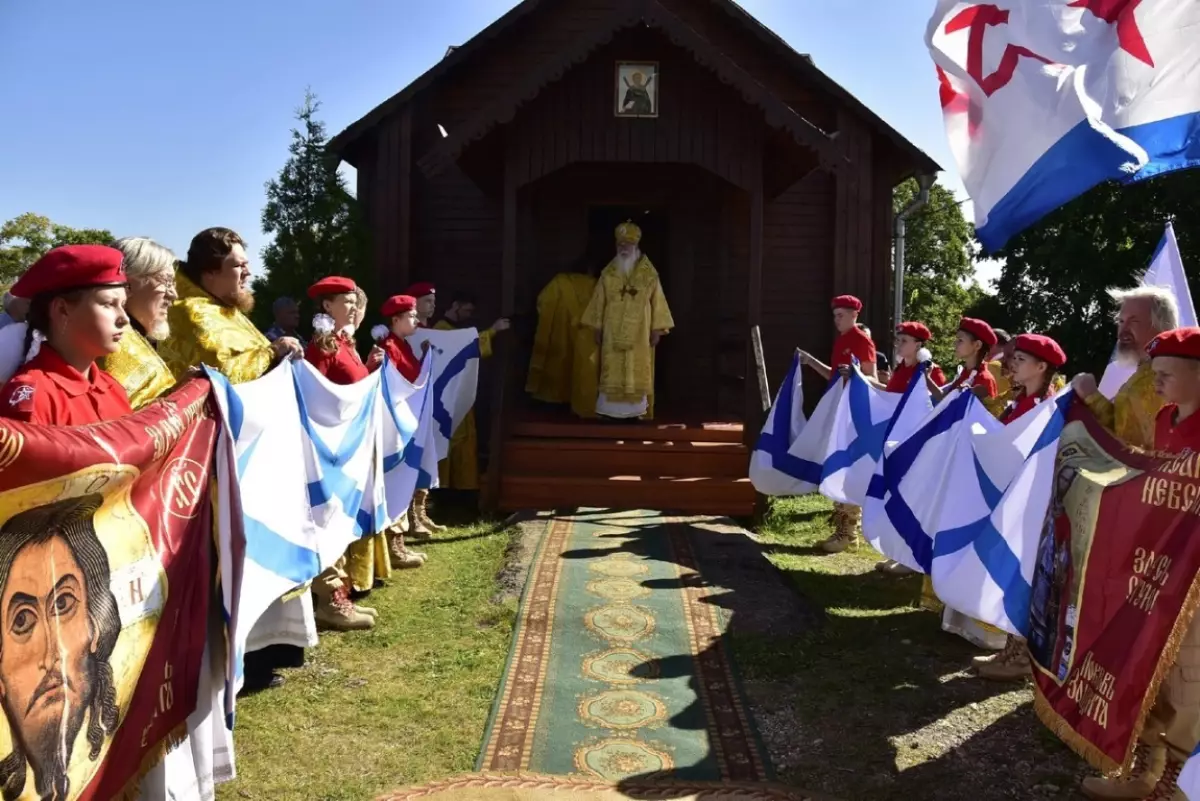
[312,314,335,335]
[371,324,389,342]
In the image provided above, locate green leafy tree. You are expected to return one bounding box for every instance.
[255,90,371,339]
[0,213,113,286]
[895,178,984,368]
[983,171,1200,376]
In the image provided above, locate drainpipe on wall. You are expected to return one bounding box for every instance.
[893,173,936,329]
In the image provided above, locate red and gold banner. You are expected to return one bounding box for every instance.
[0,379,215,800]
[1032,405,1200,772]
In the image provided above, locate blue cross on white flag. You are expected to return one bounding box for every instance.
[404,327,481,459]
[380,353,441,522]
[930,391,1073,636]
[291,359,388,562]
[749,354,843,496]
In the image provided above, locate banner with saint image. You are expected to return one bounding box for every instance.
[0,379,215,800]
[1032,406,1200,773]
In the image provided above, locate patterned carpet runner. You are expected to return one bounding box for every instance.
[482,510,773,783]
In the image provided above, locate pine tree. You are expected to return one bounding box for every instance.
[255,90,371,335]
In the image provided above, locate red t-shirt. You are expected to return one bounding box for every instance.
[0,344,133,426]
[383,333,422,383]
[1154,405,1200,454]
[887,361,946,394]
[830,327,876,370]
[305,335,370,386]
[948,364,998,399]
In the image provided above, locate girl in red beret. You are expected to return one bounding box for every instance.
[931,317,999,402]
[882,321,946,394]
[379,295,425,383]
[0,245,135,426]
[998,334,1067,425]
[304,277,384,384]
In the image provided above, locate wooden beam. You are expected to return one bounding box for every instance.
[743,148,764,450]
[483,132,520,513]
[397,105,413,290]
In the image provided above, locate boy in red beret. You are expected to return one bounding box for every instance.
[798,294,877,553]
[405,282,437,329]
[0,245,134,425]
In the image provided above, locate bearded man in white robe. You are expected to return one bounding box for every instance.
[580,221,674,419]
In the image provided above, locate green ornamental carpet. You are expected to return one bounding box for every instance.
[377,510,830,800]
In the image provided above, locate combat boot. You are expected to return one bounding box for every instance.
[977,635,1029,681]
[1080,741,1167,800]
[388,527,425,568]
[315,587,374,632]
[1139,755,1183,801]
[820,504,859,553]
[414,489,446,533]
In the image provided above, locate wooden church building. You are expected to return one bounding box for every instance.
[331,0,940,514]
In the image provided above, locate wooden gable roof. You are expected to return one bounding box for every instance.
[329,0,941,178]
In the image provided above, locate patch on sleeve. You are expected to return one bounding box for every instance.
[6,384,35,412]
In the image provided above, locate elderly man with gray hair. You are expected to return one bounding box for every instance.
[1072,285,1180,451]
[97,237,180,408]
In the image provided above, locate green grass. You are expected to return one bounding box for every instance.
[736,495,1089,801]
[214,516,516,801]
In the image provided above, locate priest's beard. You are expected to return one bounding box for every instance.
[147,319,171,342]
[1113,341,1142,367]
[615,248,640,274]
[229,289,255,315]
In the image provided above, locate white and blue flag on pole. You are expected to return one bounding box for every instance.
[928,0,1200,252]
[929,391,1073,637]
[1098,222,1195,398]
[1180,743,1200,801]
[404,327,480,459]
[749,354,840,496]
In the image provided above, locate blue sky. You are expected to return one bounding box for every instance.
[0,0,997,284]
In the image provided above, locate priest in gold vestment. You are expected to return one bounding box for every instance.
[99,237,178,408]
[526,268,599,418]
[580,221,673,419]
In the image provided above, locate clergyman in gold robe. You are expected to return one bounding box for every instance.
[580,221,673,419]
[98,237,179,408]
[526,254,599,418]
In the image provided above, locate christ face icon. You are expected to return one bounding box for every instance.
[0,495,121,801]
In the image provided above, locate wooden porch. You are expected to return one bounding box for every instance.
[488,408,756,516]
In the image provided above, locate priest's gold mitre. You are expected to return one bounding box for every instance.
[614,220,642,245]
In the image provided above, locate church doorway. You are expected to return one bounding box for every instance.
[585,205,668,280]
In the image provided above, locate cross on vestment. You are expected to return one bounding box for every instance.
[619,284,639,299]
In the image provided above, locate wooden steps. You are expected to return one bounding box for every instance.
[496,417,755,516]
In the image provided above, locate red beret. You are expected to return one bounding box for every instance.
[831,294,862,312]
[1013,333,1067,369]
[307,276,357,299]
[1147,327,1200,360]
[896,321,932,341]
[381,294,417,317]
[12,245,126,299]
[958,317,998,348]
[405,282,436,298]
